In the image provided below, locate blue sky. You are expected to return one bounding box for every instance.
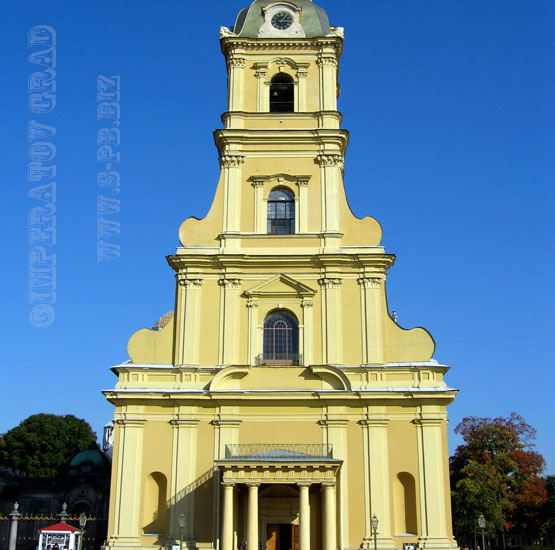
[1,1,554,473]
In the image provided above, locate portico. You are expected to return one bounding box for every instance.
[217,445,341,550]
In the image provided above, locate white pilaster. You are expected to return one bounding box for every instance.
[316,154,343,234]
[169,419,199,543]
[319,277,343,365]
[357,277,384,365]
[414,418,456,550]
[361,418,395,548]
[111,419,145,546]
[251,180,265,234]
[175,274,204,366]
[218,278,243,366]
[220,154,245,235]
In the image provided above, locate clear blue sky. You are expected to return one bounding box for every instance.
[1,1,554,473]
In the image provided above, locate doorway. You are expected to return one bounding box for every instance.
[266,524,299,550]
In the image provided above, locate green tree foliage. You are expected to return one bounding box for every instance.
[0,414,97,477]
[450,413,547,539]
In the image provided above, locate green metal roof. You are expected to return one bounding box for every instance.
[233,0,331,38]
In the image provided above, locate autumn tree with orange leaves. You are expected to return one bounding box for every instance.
[450,413,547,546]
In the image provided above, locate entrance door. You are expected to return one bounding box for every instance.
[266,524,299,550]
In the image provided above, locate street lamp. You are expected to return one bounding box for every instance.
[78,513,87,550]
[371,514,379,550]
[478,514,486,550]
[178,513,185,550]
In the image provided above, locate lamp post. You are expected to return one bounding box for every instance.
[371,514,379,550]
[78,513,87,550]
[478,514,486,550]
[178,513,185,550]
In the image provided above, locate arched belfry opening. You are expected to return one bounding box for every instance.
[262,310,299,364]
[270,73,294,113]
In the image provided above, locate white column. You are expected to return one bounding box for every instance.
[296,179,309,233]
[316,154,343,234]
[301,299,314,366]
[318,277,343,365]
[317,53,338,112]
[298,483,311,550]
[112,419,145,543]
[218,278,243,366]
[176,275,204,366]
[169,419,199,542]
[228,57,245,112]
[251,180,265,234]
[414,418,455,550]
[297,66,309,112]
[220,154,245,235]
[361,419,394,548]
[255,67,267,112]
[221,483,235,550]
[247,483,259,550]
[357,277,384,365]
[322,482,337,550]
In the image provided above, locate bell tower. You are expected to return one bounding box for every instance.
[105,3,458,550]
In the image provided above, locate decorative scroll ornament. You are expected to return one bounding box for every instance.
[357,277,382,289]
[219,154,245,168]
[316,153,344,167]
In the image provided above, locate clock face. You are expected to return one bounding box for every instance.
[271,11,294,30]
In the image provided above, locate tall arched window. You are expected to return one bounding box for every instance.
[270,73,294,113]
[263,310,299,364]
[267,188,295,234]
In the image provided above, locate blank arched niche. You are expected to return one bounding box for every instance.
[143,471,167,534]
[393,472,417,536]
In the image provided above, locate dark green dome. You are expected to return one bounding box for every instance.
[67,447,111,475]
[233,0,331,38]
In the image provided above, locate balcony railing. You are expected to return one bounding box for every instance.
[224,444,333,461]
[255,353,302,366]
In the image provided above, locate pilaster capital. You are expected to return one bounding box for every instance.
[114,418,146,427]
[413,418,444,428]
[316,153,344,168]
[296,69,308,79]
[246,298,259,308]
[301,299,313,308]
[255,69,267,79]
[222,481,236,488]
[317,54,338,68]
[318,277,342,289]
[219,154,245,168]
[357,277,383,289]
[251,179,265,188]
[297,481,312,487]
[359,418,390,429]
[246,482,260,488]
[296,178,309,188]
[218,278,242,289]
[176,274,204,288]
[228,57,246,69]
[169,419,200,428]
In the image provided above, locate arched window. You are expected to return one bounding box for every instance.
[263,310,299,365]
[267,188,295,234]
[270,73,294,113]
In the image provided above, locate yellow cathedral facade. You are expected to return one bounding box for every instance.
[104,2,458,550]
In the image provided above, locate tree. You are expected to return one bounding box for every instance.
[450,413,547,544]
[0,413,97,477]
